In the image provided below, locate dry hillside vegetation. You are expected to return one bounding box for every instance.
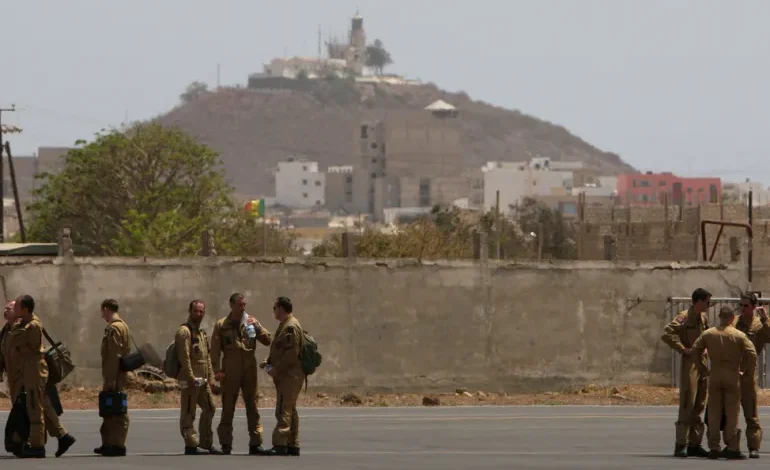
[156,79,634,198]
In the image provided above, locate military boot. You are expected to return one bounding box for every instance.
[749,448,760,459]
[221,445,232,455]
[250,445,270,455]
[101,446,126,457]
[19,445,45,458]
[708,450,720,460]
[674,444,687,458]
[687,445,709,457]
[724,449,748,460]
[56,434,76,458]
[266,446,289,456]
[287,446,300,456]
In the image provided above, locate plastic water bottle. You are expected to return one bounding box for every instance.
[243,312,257,339]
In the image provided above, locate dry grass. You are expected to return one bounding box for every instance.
[8,383,770,410]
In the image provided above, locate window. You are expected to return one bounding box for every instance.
[419,178,431,207]
[371,143,378,149]
[639,180,650,187]
[659,180,666,186]
[372,158,378,164]
[360,125,368,139]
[303,193,308,198]
[302,179,308,185]
[345,175,353,184]
[632,180,637,187]
[371,172,377,178]
[315,200,321,205]
[697,188,703,192]
[302,166,307,171]
[315,180,321,186]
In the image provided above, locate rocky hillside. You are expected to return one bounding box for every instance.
[155,78,635,199]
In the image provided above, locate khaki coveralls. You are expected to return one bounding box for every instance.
[266,314,305,449]
[691,325,757,452]
[210,315,271,450]
[661,308,710,447]
[176,321,216,449]
[8,314,50,448]
[100,315,131,449]
[733,313,770,450]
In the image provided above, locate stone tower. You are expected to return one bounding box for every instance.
[347,11,367,75]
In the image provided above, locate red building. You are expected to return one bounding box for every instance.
[616,172,721,206]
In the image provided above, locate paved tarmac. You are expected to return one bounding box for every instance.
[2,405,770,469]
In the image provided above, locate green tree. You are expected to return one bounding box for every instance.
[180,81,209,103]
[365,39,393,75]
[25,123,294,257]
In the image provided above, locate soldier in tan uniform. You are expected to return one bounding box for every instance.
[176,299,223,455]
[661,287,711,458]
[732,292,770,458]
[0,300,18,387]
[262,296,305,457]
[4,298,77,459]
[9,296,53,457]
[691,306,757,460]
[210,293,272,455]
[95,299,131,457]
[0,300,23,455]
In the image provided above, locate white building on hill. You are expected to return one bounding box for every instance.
[482,157,579,214]
[274,158,326,208]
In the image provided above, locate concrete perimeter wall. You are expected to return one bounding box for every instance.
[0,257,747,393]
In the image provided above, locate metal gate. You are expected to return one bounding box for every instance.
[668,297,767,389]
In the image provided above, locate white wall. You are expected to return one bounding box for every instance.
[724,181,770,206]
[483,168,571,214]
[275,160,326,208]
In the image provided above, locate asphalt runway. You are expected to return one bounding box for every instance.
[2,405,770,469]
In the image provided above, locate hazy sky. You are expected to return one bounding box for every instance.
[4,0,770,184]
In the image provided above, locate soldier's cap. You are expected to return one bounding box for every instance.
[718,306,735,318]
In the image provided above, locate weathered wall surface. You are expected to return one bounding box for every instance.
[0,257,746,393]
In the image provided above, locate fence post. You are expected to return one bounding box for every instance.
[201,229,217,257]
[57,228,74,259]
[473,231,481,260]
[341,232,355,258]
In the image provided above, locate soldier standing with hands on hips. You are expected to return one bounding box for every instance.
[661,287,712,458]
[210,293,272,455]
[691,306,757,460]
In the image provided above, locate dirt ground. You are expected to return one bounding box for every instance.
[8,382,770,410]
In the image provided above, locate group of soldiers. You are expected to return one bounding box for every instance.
[662,288,769,460]
[0,292,307,459]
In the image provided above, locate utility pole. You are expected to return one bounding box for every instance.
[0,104,17,242]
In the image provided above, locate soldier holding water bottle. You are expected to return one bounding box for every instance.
[210,293,272,455]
